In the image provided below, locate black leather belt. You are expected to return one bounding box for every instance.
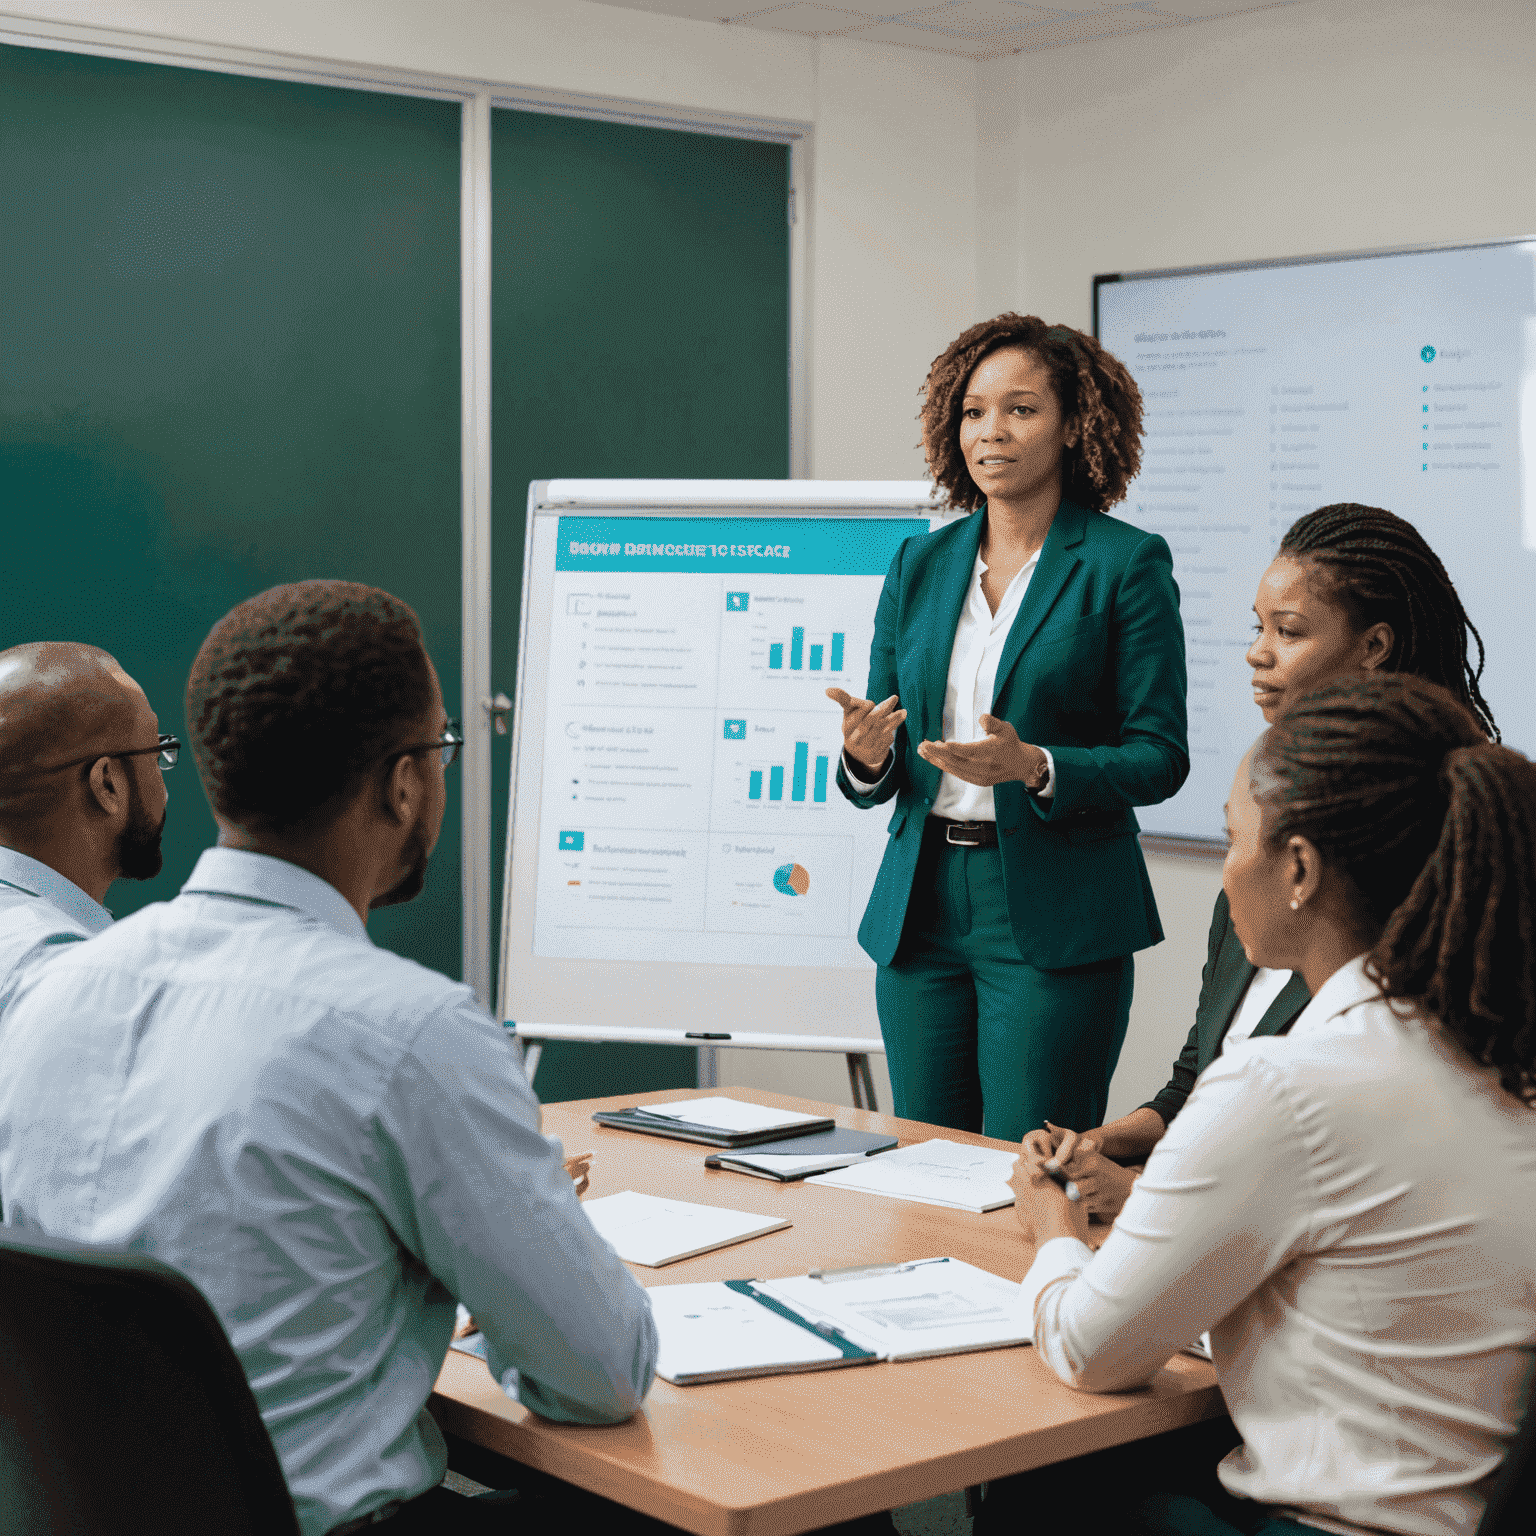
[930,817,999,848]
[331,1501,404,1535]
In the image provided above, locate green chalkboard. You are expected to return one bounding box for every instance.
[0,44,463,976]
[490,108,791,1099]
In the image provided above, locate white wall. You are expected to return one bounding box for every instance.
[980,0,1536,1120]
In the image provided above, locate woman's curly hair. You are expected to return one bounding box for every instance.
[919,314,1143,512]
[187,580,435,833]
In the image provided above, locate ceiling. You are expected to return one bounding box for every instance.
[591,1,1307,61]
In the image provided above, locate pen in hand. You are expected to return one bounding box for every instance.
[1041,1159,1081,1203]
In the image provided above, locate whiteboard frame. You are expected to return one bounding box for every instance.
[1094,231,1536,852]
[496,479,943,1056]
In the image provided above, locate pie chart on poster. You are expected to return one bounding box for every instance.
[773,862,810,897]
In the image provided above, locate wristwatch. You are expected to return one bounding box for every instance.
[1023,754,1050,796]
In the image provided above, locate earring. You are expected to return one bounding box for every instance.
[1290,899,1300,911]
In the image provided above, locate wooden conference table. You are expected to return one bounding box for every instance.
[429,1088,1223,1536]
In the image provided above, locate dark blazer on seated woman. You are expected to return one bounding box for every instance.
[838,497,1189,972]
[1138,889,1311,1130]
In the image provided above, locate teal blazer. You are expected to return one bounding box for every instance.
[1140,890,1311,1127]
[838,500,1189,970]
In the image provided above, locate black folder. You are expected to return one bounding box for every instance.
[591,1105,837,1148]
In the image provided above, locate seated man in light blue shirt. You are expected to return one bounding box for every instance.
[0,640,171,1012]
[0,582,658,1536]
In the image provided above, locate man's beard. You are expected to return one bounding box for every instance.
[370,812,431,910]
[117,776,165,882]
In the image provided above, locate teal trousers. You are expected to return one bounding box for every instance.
[875,824,1133,1142]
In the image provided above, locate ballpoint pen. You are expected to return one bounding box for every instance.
[808,1257,951,1282]
[1042,1159,1081,1202]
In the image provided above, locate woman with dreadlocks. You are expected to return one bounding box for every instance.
[827,314,1188,1139]
[1003,671,1536,1536]
[1030,502,1498,1215]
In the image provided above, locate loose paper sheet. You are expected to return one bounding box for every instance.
[583,1189,790,1267]
[805,1139,1017,1213]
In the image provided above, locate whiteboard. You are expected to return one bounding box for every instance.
[1097,237,1536,844]
[497,480,945,1044]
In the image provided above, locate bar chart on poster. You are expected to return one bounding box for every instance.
[1097,238,1536,843]
[502,482,942,1043]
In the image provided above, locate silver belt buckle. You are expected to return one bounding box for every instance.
[944,821,984,846]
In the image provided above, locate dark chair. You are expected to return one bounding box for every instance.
[0,1225,300,1535]
[1477,1387,1536,1536]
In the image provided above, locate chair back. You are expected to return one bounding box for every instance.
[1477,1383,1536,1536]
[0,1225,300,1535]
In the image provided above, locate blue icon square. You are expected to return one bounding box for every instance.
[726,592,749,611]
[723,719,746,740]
[559,830,584,851]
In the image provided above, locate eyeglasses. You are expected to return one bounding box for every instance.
[40,734,181,775]
[386,720,463,770]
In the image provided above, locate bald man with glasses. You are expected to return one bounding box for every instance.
[0,641,172,1014]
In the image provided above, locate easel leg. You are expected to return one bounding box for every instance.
[521,1041,543,1086]
[697,1045,719,1089]
[846,1052,878,1112]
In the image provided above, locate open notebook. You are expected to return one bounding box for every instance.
[650,1257,1030,1384]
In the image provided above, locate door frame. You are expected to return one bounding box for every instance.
[0,15,811,1006]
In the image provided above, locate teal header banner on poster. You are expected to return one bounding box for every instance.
[555,516,918,575]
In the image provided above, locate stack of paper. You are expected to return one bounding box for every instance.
[714,1150,872,1179]
[582,1189,790,1267]
[593,1097,835,1147]
[805,1139,1018,1213]
[637,1098,829,1134]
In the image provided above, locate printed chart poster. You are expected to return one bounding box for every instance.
[532,516,921,968]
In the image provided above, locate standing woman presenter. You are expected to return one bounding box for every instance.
[829,314,1188,1140]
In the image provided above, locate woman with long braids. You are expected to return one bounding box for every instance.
[1030,501,1498,1213]
[1001,671,1536,1536]
[828,314,1187,1139]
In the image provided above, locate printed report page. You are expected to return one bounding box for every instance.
[531,515,922,968]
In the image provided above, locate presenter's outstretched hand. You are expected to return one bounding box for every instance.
[827,687,905,778]
[918,714,1048,789]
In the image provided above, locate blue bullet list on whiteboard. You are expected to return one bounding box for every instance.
[533,512,928,969]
